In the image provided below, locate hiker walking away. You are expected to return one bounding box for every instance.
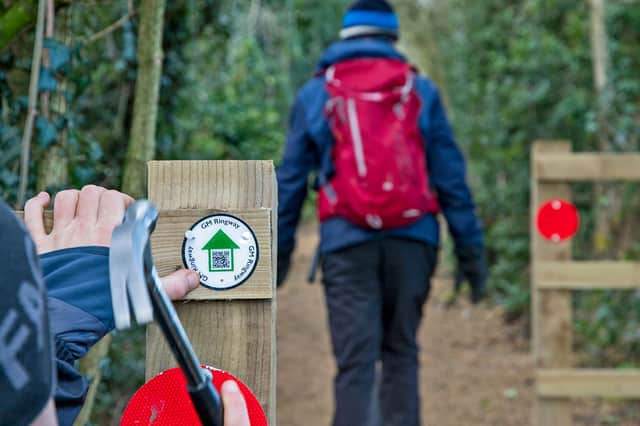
[276,1,488,425]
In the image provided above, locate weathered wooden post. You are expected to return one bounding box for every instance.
[145,160,277,424]
[531,142,640,425]
[531,141,573,426]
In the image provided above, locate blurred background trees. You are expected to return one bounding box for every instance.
[396,0,640,367]
[1,0,639,422]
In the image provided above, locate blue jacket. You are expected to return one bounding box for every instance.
[277,38,484,258]
[41,247,113,425]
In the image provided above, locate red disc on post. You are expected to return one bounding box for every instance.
[536,199,579,242]
[120,365,268,426]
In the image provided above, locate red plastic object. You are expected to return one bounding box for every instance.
[121,365,268,425]
[536,199,580,242]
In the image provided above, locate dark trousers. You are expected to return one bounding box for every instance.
[322,238,437,426]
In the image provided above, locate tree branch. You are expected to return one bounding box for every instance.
[122,0,166,198]
[39,0,55,121]
[17,0,46,208]
[84,8,135,45]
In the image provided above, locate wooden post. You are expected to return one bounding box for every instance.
[531,141,573,425]
[145,160,277,424]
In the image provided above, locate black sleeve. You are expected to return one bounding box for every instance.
[0,201,55,426]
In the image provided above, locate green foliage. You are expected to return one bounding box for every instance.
[574,289,640,367]
[1,6,126,202]
[90,2,345,420]
[168,34,286,161]
[424,0,590,315]
[0,67,23,201]
[419,0,640,363]
[91,329,146,425]
[1,0,348,200]
[2,0,639,421]
[156,0,346,163]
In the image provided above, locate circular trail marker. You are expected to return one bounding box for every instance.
[182,214,259,290]
[536,199,580,242]
[121,365,268,426]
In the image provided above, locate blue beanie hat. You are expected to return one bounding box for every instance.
[340,0,399,40]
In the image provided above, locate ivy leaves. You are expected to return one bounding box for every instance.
[35,116,56,148]
[38,38,71,93]
[35,38,72,148]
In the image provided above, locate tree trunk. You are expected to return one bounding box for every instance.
[37,0,69,192]
[590,0,609,109]
[121,0,166,198]
[16,0,45,207]
[247,0,261,35]
[589,0,613,257]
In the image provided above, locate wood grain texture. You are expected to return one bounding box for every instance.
[146,160,276,424]
[535,153,640,181]
[537,369,640,398]
[152,209,272,300]
[536,261,640,290]
[268,171,278,422]
[147,160,275,210]
[146,300,273,411]
[531,142,573,426]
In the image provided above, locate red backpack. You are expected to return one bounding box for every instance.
[317,58,440,229]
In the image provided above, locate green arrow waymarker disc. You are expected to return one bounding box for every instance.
[182,214,259,290]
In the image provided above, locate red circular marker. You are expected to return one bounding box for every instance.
[121,365,268,425]
[536,198,580,242]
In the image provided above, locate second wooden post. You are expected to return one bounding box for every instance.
[531,142,573,425]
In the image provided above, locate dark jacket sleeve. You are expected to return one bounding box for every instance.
[40,246,113,426]
[419,79,484,248]
[277,92,318,261]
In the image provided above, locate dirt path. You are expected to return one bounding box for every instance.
[276,225,534,426]
[276,225,637,426]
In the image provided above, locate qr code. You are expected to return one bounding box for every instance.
[211,250,231,270]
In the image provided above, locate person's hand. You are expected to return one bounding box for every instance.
[159,269,200,300]
[24,186,134,253]
[24,186,200,300]
[454,244,488,304]
[221,380,250,426]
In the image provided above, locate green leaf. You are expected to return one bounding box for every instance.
[123,22,136,62]
[38,67,57,92]
[73,166,96,185]
[35,117,57,148]
[53,116,67,130]
[88,142,103,162]
[44,38,70,74]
